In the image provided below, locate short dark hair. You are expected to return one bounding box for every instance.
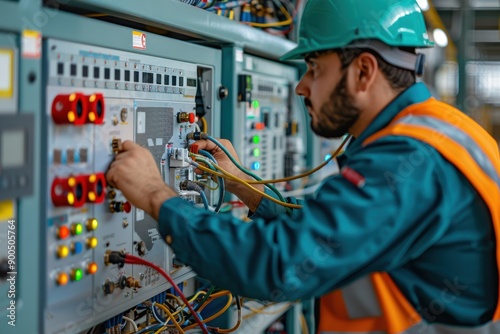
[336,47,416,90]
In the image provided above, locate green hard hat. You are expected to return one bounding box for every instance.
[281,0,434,61]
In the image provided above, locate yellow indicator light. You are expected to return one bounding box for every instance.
[67,111,75,122]
[57,245,69,258]
[68,177,76,187]
[86,218,98,231]
[88,112,96,122]
[89,94,96,103]
[69,93,76,102]
[86,237,98,249]
[67,193,75,205]
[89,174,96,183]
[88,192,96,202]
[87,262,98,275]
[56,272,69,286]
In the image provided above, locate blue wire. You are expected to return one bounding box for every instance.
[151,302,166,324]
[205,135,290,212]
[199,190,209,210]
[199,149,226,213]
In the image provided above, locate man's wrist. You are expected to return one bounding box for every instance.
[232,183,265,212]
[149,186,178,220]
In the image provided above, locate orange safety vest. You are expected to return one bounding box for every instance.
[317,98,500,334]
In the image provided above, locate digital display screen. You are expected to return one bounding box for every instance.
[187,78,197,87]
[1,130,25,168]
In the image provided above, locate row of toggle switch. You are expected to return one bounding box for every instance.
[55,262,98,286]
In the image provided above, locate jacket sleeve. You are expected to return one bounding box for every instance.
[157,137,452,301]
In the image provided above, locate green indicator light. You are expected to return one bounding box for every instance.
[252,136,260,144]
[253,148,261,157]
[74,269,83,281]
[252,100,260,109]
[75,224,83,235]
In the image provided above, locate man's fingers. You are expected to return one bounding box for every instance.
[121,140,138,151]
[192,139,218,152]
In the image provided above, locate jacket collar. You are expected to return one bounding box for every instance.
[341,82,432,158]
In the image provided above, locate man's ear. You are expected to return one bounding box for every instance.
[352,52,378,92]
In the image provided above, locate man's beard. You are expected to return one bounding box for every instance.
[306,72,361,138]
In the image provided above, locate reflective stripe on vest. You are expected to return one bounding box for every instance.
[317,98,500,334]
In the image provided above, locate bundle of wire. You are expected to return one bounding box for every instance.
[187,132,351,212]
[176,0,300,35]
[110,253,243,333]
[112,253,209,333]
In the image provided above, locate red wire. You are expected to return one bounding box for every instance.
[124,254,209,334]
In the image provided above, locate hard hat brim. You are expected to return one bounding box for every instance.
[280,46,307,61]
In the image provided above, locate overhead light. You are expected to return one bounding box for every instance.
[416,0,430,11]
[433,28,449,47]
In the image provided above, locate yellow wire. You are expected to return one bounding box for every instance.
[165,293,183,307]
[197,163,301,209]
[242,302,293,320]
[248,3,292,28]
[159,292,204,319]
[300,312,310,334]
[155,301,184,321]
[246,135,351,184]
[183,292,233,331]
[189,290,207,303]
[190,135,351,209]
[214,297,242,333]
[196,291,231,312]
[200,117,208,133]
[154,303,185,334]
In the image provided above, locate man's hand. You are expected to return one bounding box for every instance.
[193,138,264,211]
[106,140,177,220]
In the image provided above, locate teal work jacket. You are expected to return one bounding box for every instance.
[158,83,497,326]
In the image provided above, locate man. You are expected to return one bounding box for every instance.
[106,0,500,332]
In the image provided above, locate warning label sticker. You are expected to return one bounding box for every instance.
[132,31,146,50]
[22,30,41,59]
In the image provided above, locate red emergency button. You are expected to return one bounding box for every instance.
[123,201,131,213]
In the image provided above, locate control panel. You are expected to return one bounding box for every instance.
[228,53,305,191]
[44,39,218,334]
[238,73,290,182]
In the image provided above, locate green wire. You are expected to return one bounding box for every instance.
[205,135,292,214]
[194,285,216,312]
